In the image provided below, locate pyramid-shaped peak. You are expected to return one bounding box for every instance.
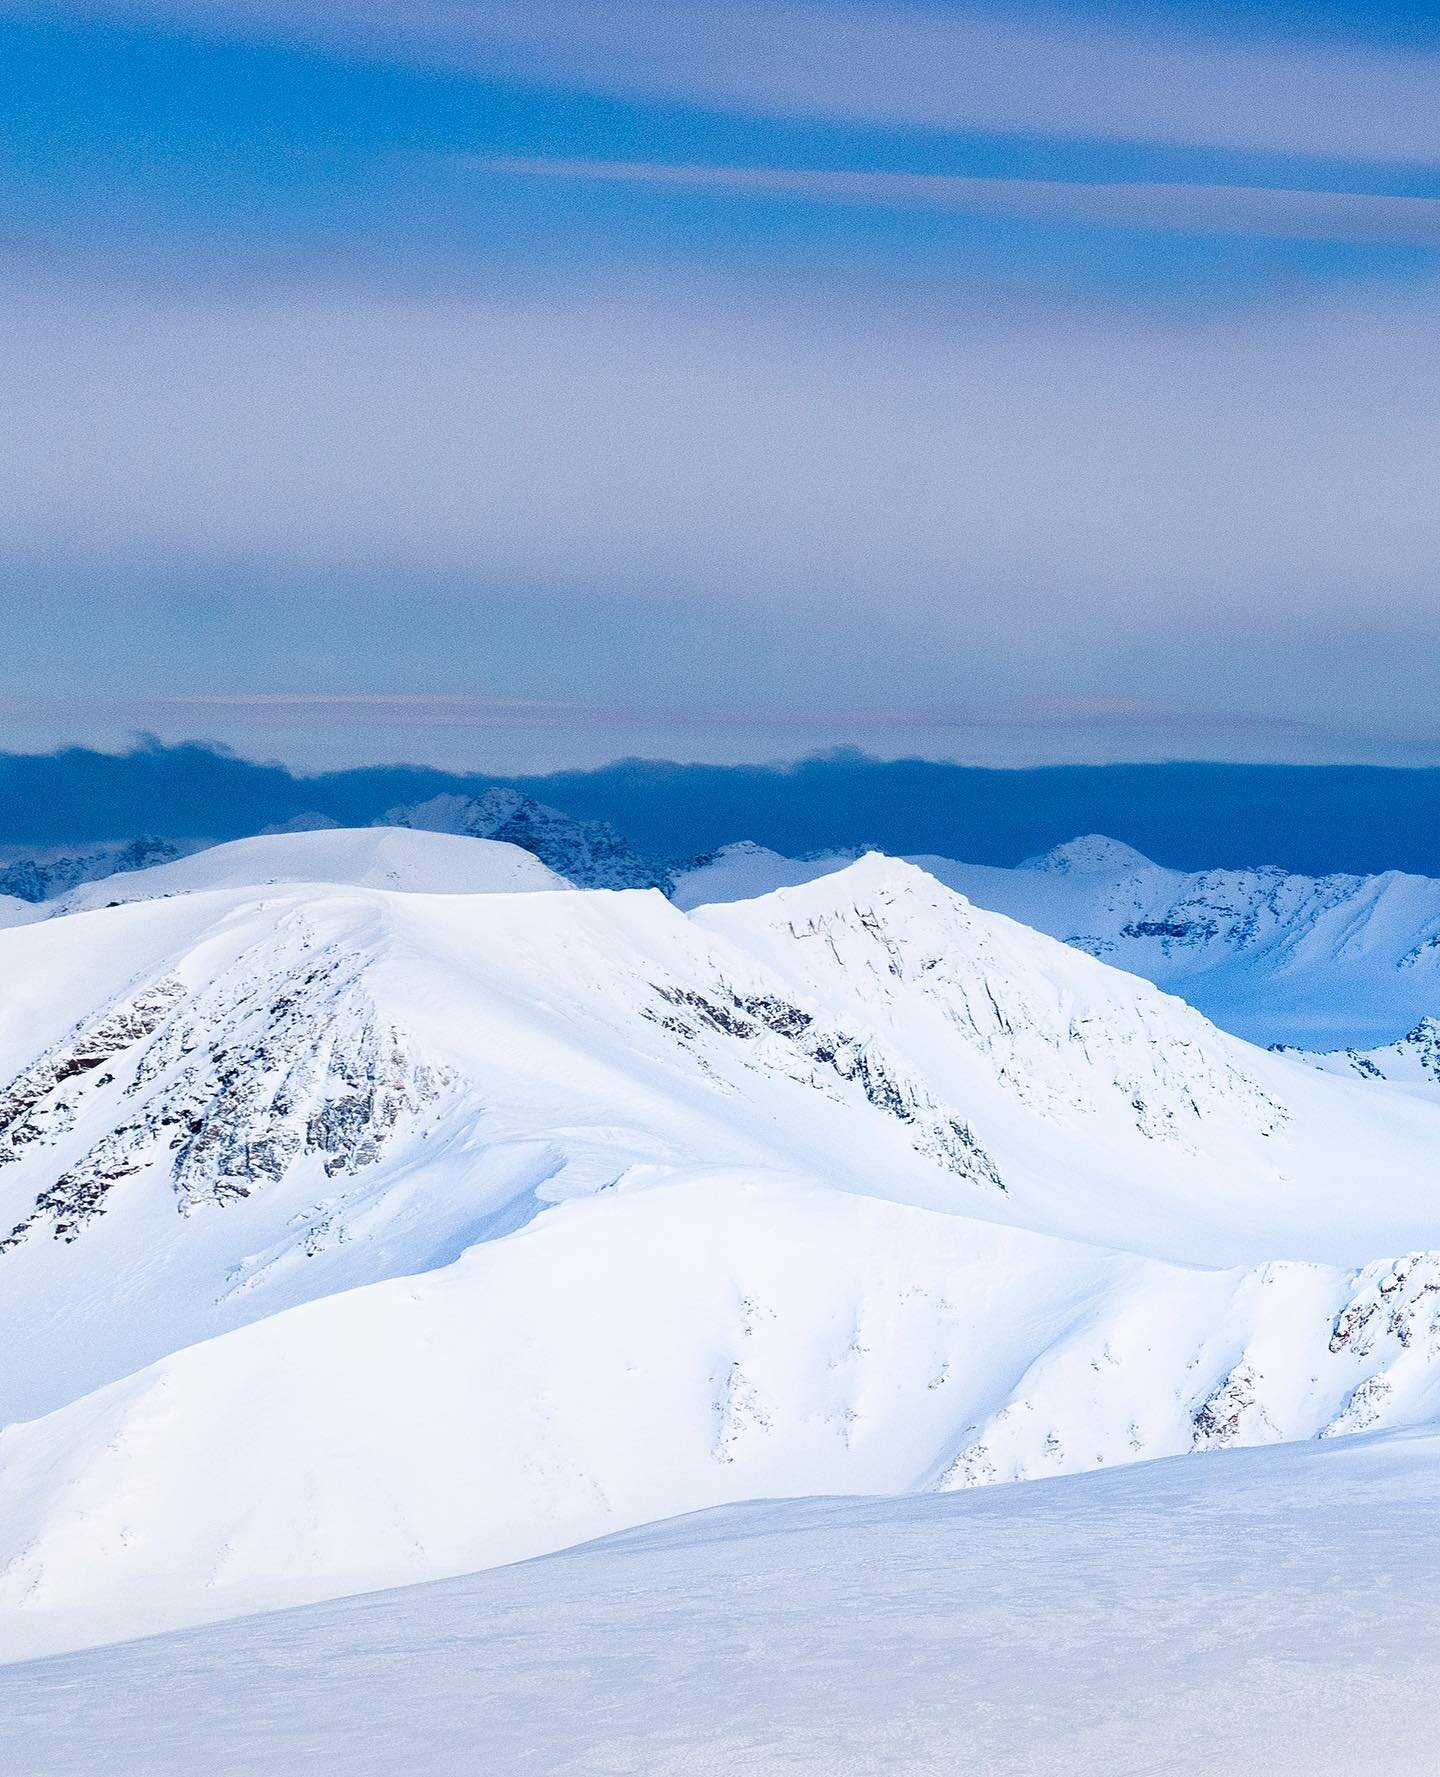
[693,853,985,944]
[1019,835,1156,875]
[382,788,532,836]
[763,849,948,901]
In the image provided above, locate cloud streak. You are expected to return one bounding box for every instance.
[479,156,1440,246]
[5,257,1440,739]
[12,0,1440,162]
[6,263,1439,603]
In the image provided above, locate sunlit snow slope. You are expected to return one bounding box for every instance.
[3,844,1440,1656]
[55,826,566,912]
[4,1427,1435,1777]
[675,835,1440,1047]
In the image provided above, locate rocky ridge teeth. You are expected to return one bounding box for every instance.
[0,939,451,1250]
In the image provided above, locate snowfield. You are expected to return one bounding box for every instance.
[55,825,568,911]
[3,1427,1438,1776]
[2,826,1440,1759]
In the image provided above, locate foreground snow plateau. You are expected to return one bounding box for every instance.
[3,1427,1438,1776]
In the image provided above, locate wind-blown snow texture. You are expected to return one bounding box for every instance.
[3,834,1440,1665]
[3,1428,1438,1777]
[675,834,1440,1047]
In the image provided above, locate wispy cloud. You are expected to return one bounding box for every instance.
[114,691,1327,735]
[13,1,1440,162]
[478,156,1440,245]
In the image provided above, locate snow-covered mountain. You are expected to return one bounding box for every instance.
[381,788,674,890]
[55,825,567,912]
[4,844,1440,1657]
[6,1426,1433,1777]
[1278,1015,1440,1088]
[0,835,197,904]
[674,836,1440,1048]
[32,814,1440,1055]
[0,784,668,918]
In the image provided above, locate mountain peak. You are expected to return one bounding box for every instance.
[1019,835,1155,876]
[738,850,950,911]
[379,791,672,891]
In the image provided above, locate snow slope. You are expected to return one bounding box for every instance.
[8,1166,1440,1658]
[5,851,1440,1654]
[675,837,1440,1047]
[54,826,566,912]
[4,1426,1438,1777]
[0,893,42,931]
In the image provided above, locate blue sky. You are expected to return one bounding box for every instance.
[4,1,1440,769]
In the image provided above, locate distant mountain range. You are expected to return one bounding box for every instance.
[12,798,1440,1052]
[11,743,1440,877]
[0,836,195,904]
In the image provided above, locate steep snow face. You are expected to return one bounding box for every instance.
[5,1428,1437,1776]
[676,839,1440,1048]
[694,857,1287,1153]
[0,933,450,1250]
[382,788,672,890]
[55,827,566,912]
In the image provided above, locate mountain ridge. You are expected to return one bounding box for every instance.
[12,744,1440,876]
[676,838,1440,1048]
[1,842,1440,1655]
